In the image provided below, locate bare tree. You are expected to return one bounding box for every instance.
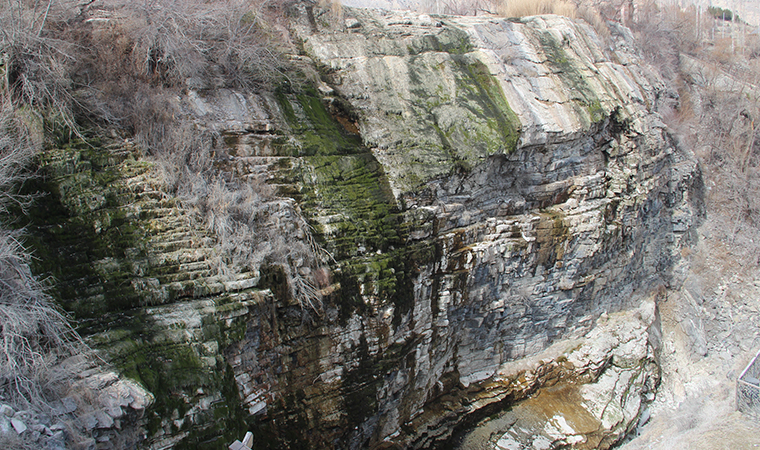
[0,0,81,133]
[0,93,90,412]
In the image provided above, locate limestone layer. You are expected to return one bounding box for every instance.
[19,4,701,449]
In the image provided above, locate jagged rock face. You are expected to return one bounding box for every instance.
[263,6,698,447]
[436,295,661,450]
[18,4,701,450]
[0,364,153,449]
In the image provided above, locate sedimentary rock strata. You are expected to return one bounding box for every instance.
[18,4,701,448]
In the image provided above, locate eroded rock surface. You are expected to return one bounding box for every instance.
[0,362,153,450]
[452,296,660,450]
[18,4,701,449]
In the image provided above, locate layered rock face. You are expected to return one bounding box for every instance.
[20,4,701,449]
[274,6,699,447]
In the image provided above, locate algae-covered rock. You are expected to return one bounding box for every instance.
[291,6,659,198]
[13,3,703,449]
[292,5,520,194]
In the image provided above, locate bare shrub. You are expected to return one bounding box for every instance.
[319,0,343,21]
[0,97,90,411]
[73,0,298,152]
[631,1,760,259]
[148,121,330,311]
[71,0,331,310]
[0,99,40,211]
[73,1,331,311]
[691,86,760,253]
[189,171,331,311]
[0,232,82,406]
[576,4,608,35]
[0,0,82,133]
[255,200,334,310]
[632,3,693,83]
[496,0,577,18]
[490,0,613,37]
[87,0,290,90]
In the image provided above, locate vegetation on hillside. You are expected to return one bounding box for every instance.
[0,0,331,446]
[632,1,760,262]
[0,95,88,418]
[707,6,736,22]
[625,4,760,445]
[0,0,82,402]
[4,0,333,300]
[0,4,91,447]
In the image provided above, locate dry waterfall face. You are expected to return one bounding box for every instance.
[19,4,701,449]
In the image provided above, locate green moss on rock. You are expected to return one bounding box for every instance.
[332,242,435,325]
[10,136,264,450]
[537,30,606,125]
[275,87,364,157]
[18,141,152,324]
[404,27,474,56]
[375,52,521,192]
[297,153,400,258]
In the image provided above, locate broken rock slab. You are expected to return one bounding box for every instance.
[11,417,27,434]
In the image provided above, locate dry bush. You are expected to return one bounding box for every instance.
[413,0,611,36]
[576,4,608,35]
[148,121,330,311]
[632,1,760,269]
[415,0,571,17]
[710,38,736,65]
[496,0,577,18]
[0,97,90,412]
[747,34,760,60]
[149,0,288,88]
[0,0,83,134]
[73,0,293,148]
[196,180,331,311]
[88,0,290,89]
[632,3,697,83]
[319,0,343,21]
[186,162,330,311]
[72,0,330,310]
[0,5,106,441]
[73,0,331,311]
[430,0,610,37]
[0,227,83,408]
[494,0,612,37]
[0,99,40,212]
[692,87,760,252]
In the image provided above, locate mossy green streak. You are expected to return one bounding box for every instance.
[537,30,606,124]
[15,136,257,450]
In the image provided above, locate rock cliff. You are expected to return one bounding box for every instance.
[17,3,701,449]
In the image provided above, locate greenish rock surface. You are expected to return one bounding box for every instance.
[18,136,266,448]
[294,6,521,194]
[13,4,704,450]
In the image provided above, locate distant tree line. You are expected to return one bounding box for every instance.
[708,6,739,22]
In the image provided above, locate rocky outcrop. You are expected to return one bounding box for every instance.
[17,3,701,449]
[0,362,152,450]
[450,295,661,449]
[21,139,265,447]
[262,6,697,448]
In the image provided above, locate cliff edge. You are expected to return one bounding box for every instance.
[14,3,702,449]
